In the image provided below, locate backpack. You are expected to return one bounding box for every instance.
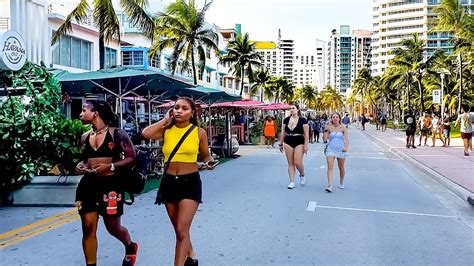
[110,127,147,205]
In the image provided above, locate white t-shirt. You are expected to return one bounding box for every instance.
[432,118,440,130]
[456,113,474,133]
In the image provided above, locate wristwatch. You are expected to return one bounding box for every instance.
[110,163,115,171]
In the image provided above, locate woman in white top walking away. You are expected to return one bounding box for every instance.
[323,113,350,192]
[455,105,474,156]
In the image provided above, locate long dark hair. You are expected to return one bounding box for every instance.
[290,103,301,117]
[173,97,199,126]
[86,100,118,127]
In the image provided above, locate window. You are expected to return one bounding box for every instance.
[122,50,144,66]
[206,70,211,83]
[206,47,211,59]
[104,47,117,69]
[52,35,91,70]
[198,69,203,81]
[219,75,224,86]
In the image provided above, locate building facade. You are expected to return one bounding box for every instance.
[254,41,284,78]
[315,39,327,91]
[327,26,372,94]
[371,0,474,75]
[292,53,321,89]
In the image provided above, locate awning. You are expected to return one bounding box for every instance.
[210,99,266,108]
[205,66,216,72]
[262,102,290,110]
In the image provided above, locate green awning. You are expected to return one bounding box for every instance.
[192,85,241,103]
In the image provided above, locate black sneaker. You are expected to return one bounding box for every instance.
[185,257,198,266]
[411,145,417,149]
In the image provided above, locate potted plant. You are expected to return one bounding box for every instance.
[250,121,263,145]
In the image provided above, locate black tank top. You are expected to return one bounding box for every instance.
[83,131,118,159]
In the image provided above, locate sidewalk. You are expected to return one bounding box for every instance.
[360,124,473,203]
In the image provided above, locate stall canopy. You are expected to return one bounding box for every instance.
[210,99,266,108]
[261,102,290,110]
[53,67,195,98]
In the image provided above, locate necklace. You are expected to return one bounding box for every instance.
[91,125,109,136]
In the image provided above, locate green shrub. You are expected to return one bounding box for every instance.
[0,62,87,201]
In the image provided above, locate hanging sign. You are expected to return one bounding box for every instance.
[0,30,27,71]
[432,89,441,104]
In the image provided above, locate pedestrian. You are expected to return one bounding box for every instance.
[442,116,451,147]
[320,113,329,132]
[418,112,432,146]
[342,113,350,128]
[75,100,138,266]
[307,116,315,143]
[263,115,277,148]
[454,105,474,156]
[313,115,321,143]
[361,114,367,130]
[430,113,445,147]
[323,113,349,192]
[375,111,381,130]
[142,97,217,265]
[404,110,417,149]
[278,104,309,189]
[393,116,399,131]
[380,113,387,132]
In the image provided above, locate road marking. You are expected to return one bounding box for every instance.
[350,156,389,160]
[315,205,455,218]
[0,209,78,249]
[306,201,317,212]
[320,165,326,168]
[378,152,384,155]
[0,213,80,249]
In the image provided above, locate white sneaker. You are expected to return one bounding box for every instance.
[339,183,344,189]
[325,185,333,192]
[287,182,296,189]
[300,175,306,186]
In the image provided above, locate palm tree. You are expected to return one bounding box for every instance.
[433,0,474,113]
[150,0,219,85]
[353,68,372,114]
[279,78,295,103]
[250,69,271,100]
[301,85,318,107]
[391,33,441,113]
[52,0,154,69]
[320,86,344,112]
[264,77,294,103]
[221,33,262,96]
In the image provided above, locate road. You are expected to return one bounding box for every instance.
[1,127,473,265]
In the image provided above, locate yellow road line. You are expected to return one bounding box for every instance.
[0,213,80,249]
[0,209,76,240]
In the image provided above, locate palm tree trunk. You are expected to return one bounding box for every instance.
[191,52,198,85]
[417,78,425,113]
[458,53,463,114]
[99,36,105,70]
[239,67,245,96]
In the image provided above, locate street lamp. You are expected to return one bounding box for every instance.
[438,69,450,121]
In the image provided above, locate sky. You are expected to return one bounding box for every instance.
[165,0,373,53]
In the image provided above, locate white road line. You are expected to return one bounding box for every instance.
[320,165,326,168]
[378,152,384,155]
[350,156,389,160]
[306,201,317,212]
[315,205,455,218]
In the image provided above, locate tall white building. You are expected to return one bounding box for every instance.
[315,39,327,91]
[371,0,473,75]
[327,26,372,94]
[278,34,295,81]
[293,53,321,89]
[254,41,284,77]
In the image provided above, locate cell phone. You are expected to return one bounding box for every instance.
[206,160,219,168]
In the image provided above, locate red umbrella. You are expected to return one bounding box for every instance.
[262,102,290,110]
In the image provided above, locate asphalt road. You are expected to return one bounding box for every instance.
[1,127,473,265]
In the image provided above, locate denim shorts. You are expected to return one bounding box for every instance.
[443,129,450,138]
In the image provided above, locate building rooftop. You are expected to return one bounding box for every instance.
[253,41,277,49]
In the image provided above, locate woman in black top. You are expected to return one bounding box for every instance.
[76,100,138,266]
[278,104,309,189]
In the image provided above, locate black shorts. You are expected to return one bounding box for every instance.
[155,172,202,205]
[421,128,430,135]
[75,174,125,217]
[406,129,416,136]
[381,119,387,125]
[284,136,305,148]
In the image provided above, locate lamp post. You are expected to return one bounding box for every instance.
[438,69,450,121]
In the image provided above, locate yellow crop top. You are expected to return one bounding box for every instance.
[163,124,200,163]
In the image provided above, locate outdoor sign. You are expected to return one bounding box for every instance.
[432,89,441,104]
[0,30,27,71]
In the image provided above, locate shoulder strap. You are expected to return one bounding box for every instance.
[163,125,197,174]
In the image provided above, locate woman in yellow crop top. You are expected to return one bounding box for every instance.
[142,97,216,266]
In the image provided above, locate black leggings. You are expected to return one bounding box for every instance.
[284,136,305,148]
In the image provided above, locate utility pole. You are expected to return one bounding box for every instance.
[458,53,463,114]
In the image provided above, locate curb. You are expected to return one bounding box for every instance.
[363,130,474,206]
